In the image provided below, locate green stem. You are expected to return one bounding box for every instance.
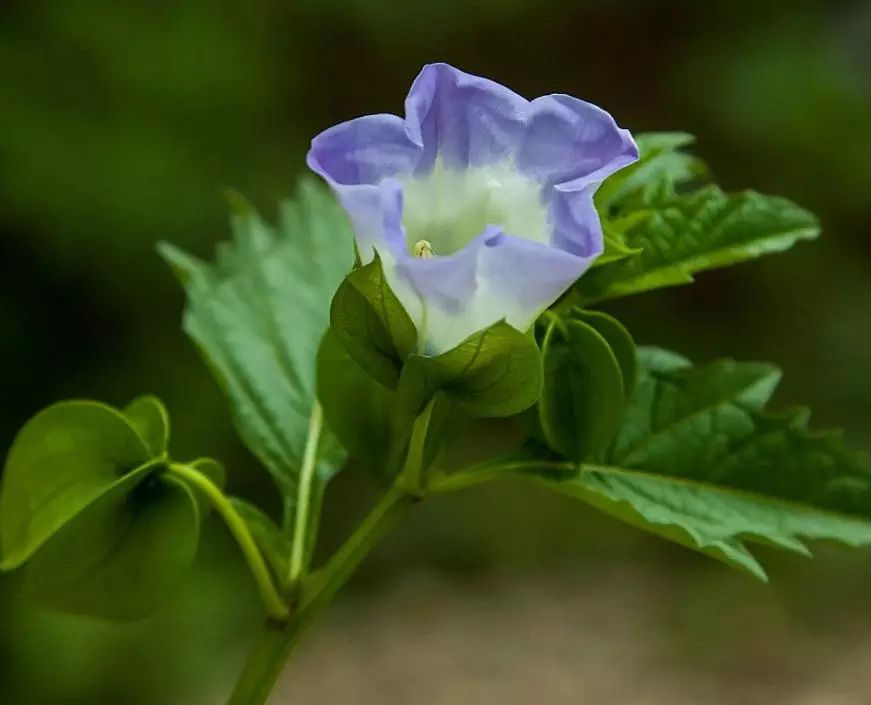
[429,460,575,494]
[287,402,323,585]
[398,397,436,494]
[168,463,289,622]
[226,485,414,705]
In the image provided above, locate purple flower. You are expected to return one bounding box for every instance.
[308,63,638,355]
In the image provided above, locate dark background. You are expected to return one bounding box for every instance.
[1,1,870,703]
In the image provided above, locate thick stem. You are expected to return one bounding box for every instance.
[168,463,290,621]
[226,485,414,705]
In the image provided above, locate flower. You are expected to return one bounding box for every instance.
[307,63,638,355]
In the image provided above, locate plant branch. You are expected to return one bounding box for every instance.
[168,463,289,621]
[226,484,413,705]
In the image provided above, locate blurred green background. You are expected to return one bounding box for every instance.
[1,1,870,703]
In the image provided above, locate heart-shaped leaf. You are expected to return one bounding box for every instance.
[1,401,157,570]
[23,472,200,619]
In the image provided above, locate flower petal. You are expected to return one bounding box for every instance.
[404,63,528,173]
[517,94,638,187]
[395,229,591,354]
[548,184,605,259]
[306,113,422,186]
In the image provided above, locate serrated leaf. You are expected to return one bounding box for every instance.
[158,181,352,529]
[329,252,417,389]
[581,133,819,304]
[595,131,706,213]
[23,472,200,619]
[579,185,820,304]
[0,401,157,570]
[545,464,871,581]
[535,348,871,579]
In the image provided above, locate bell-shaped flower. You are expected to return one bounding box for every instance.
[308,63,638,355]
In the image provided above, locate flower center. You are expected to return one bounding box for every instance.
[401,160,550,256]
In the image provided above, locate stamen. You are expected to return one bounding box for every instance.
[413,239,434,258]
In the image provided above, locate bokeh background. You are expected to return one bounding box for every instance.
[2,1,871,703]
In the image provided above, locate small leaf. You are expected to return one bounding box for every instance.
[23,472,200,619]
[229,498,290,585]
[539,317,625,461]
[570,309,637,395]
[400,321,542,419]
[0,401,156,570]
[123,395,170,457]
[330,253,417,389]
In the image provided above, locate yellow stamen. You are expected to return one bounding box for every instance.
[413,239,434,258]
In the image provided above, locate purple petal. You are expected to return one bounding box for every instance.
[306,113,422,186]
[393,228,591,354]
[404,63,528,173]
[547,185,605,259]
[517,94,638,187]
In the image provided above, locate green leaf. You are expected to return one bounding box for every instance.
[570,309,637,395]
[595,131,706,214]
[0,401,157,570]
[158,181,352,527]
[329,253,417,389]
[538,316,625,461]
[536,348,871,579]
[399,321,542,419]
[23,472,200,620]
[123,395,170,457]
[229,498,290,585]
[544,464,871,581]
[580,133,819,304]
[317,329,396,474]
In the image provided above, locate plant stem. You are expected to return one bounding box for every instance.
[428,459,576,493]
[398,397,436,494]
[287,402,324,585]
[168,463,289,622]
[226,485,414,705]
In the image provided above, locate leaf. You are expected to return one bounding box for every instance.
[230,498,290,585]
[23,472,200,619]
[399,321,542,419]
[595,131,706,214]
[538,316,625,461]
[535,348,871,579]
[123,395,171,457]
[570,309,637,395]
[579,133,819,304]
[545,464,871,581]
[158,181,352,527]
[329,253,417,389]
[0,401,157,570]
[317,329,396,474]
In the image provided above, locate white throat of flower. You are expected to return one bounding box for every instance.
[401,158,549,256]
